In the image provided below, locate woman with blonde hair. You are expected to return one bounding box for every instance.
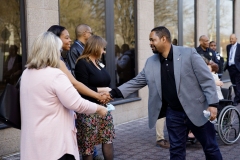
[20,32,107,160]
[75,35,114,160]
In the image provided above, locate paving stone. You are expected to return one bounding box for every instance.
[3,104,240,160]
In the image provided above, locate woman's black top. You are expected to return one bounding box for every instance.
[75,58,111,104]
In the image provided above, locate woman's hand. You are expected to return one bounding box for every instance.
[97,92,113,104]
[96,105,108,117]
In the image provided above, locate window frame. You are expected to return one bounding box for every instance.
[0,0,27,129]
[103,0,140,103]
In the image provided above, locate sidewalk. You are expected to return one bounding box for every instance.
[3,112,240,160]
[96,116,240,160]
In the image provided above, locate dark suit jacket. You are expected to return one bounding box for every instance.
[66,40,84,73]
[3,54,22,84]
[224,43,240,72]
[195,46,219,64]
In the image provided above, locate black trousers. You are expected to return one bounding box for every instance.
[166,108,222,160]
[59,154,75,160]
[228,65,240,103]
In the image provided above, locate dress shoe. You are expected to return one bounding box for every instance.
[156,139,170,149]
[233,102,238,106]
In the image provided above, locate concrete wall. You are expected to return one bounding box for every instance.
[195,0,208,46]
[235,0,240,39]
[26,0,59,53]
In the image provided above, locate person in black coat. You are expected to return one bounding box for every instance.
[224,34,240,106]
[196,35,219,65]
[3,45,22,85]
[209,41,224,74]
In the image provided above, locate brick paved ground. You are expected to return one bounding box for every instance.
[3,104,240,160]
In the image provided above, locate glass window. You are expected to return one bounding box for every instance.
[208,0,217,42]
[0,0,23,128]
[59,0,138,101]
[114,0,135,87]
[183,0,195,47]
[154,0,178,44]
[220,0,233,59]
[59,0,105,40]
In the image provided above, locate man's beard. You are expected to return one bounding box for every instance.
[152,50,159,54]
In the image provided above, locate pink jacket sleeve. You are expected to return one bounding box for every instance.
[52,73,97,114]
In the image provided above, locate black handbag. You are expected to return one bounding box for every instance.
[0,78,21,129]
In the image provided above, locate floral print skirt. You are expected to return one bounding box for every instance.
[76,111,115,156]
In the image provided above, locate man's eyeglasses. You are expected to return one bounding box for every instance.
[86,31,93,35]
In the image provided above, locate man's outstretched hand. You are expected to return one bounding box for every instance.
[98,92,113,104]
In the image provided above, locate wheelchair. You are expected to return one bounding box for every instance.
[188,85,240,145]
[216,85,240,144]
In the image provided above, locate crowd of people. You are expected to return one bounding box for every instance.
[18,23,240,160]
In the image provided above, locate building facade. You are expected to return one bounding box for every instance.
[0,0,239,157]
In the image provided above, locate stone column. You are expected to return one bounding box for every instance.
[195,0,208,46]
[234,0,240,39]
[26,0,59,53]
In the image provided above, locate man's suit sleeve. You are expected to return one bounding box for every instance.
[190,48,219,105]
[116,59,149,98]
[67,46,81,71]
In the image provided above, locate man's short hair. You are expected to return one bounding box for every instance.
[199,35,207,41]
[209,41,216,45]
[151,26,171,42]
[75,24,91,38]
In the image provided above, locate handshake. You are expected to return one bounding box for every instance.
[97,87,113,104]
[95,87,115,117]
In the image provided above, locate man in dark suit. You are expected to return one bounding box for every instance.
[110,26,222,160]
[196,35,219,65]
[209,41,224,74]
[3,45,22,85]
[224,34,240,106]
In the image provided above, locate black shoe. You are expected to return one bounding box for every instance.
[233,102,238,106]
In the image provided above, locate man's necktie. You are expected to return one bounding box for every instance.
[230,45,235,60]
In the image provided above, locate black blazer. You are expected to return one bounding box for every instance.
[224,43,240,72]
[66,40,84,73]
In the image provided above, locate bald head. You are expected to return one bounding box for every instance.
[75,24,91,38]
[230,34,237,45]
[199,35,209,49]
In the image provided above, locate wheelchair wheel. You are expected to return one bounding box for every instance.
[217,105,240,144]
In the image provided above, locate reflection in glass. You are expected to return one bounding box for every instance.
[220,0,233,59]
[154,0,178,43]
[114,0,135,87]
[183,0,195,47]
[208,0,217,42]
[0,0,22,86]
[59,0,105,40]
[0,0,22,126]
